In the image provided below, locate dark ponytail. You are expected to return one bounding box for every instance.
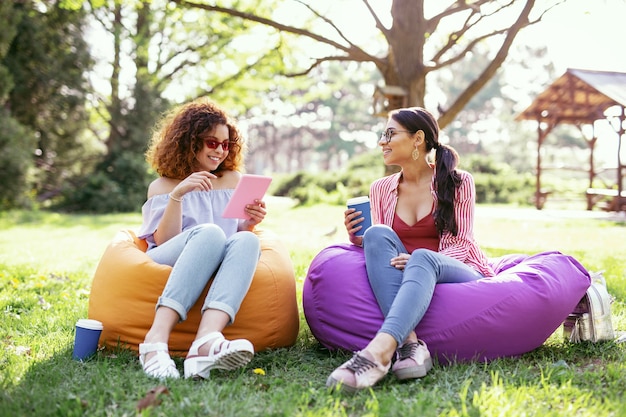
[389,107,462,236]
[433,144,462,236]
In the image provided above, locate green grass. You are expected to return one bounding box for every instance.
[1,201,625,416]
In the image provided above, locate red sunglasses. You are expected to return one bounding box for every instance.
[204,138,232,151]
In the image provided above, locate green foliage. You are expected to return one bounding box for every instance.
[271,150,382,205]
[0,110,36,210]
[61,78,168,213]
[0,2,19,101]
[271,172,352,206]
[0,4,30,210]
[462,154,510,175]
[463,155,535,204]
[1,1,93,209]
[0,0,608,220]
[58,3,172,213]
[348,150,384,171]
[473,172,535,205]
[57,0,301,213]
[273,151,537,207]
[58,153,155,213]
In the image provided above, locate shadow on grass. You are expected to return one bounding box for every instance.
[0,347,155,416]
[0,337,347,417]
[0,210,142,229]
[4,332,625,417]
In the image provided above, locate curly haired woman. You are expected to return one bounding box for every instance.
[137,99,266,380]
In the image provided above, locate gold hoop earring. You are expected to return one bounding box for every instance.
[412,149,420,161]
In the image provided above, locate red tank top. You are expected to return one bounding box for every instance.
[392,212,440,253]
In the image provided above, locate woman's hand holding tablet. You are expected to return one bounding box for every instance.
[222,174,272,219]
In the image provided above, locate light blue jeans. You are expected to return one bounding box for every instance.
[146,224,260,324]
[363,225,483,345]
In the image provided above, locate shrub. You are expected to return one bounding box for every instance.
[473,172,535,204]
[0,110,36,210]
[274,151,536,206]
[56,153,153,213]
[271,151,381,206]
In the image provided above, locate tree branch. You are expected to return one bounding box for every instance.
[172,0,347,50]
[433,26,509,70]
[170,0,382,64]
[362,0,390,38]
[431,0,513,64]
[285,55,371,77]
[293,0,355,48]
[189,48,277,99]
[431,0,492,25]
[438,0,537,127]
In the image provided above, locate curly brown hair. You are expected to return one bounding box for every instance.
[146,98,245,179]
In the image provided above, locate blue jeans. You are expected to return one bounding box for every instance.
[363,225,483,345]
[146,224,260,324]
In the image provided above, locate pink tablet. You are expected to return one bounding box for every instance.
[222,174,272,219]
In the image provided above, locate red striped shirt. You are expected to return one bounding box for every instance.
[369,170,495,277]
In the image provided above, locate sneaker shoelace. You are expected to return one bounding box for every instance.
[346,353,377,375]
[397,342,419,361]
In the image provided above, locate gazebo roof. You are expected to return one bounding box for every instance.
[516,68,626,125]
[515,68,626,212]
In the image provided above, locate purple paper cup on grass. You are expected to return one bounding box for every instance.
[347,196,372,237]
[72,319,103,361]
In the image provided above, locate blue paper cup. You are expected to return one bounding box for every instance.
[347,196,372,237]
[72,319,103,361]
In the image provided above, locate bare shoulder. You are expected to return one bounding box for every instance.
[147,177,180,198]
[215,170,242,189]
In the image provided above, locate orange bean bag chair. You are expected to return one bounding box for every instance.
[88,228,299,356]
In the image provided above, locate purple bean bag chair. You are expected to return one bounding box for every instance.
[303,244,591,363]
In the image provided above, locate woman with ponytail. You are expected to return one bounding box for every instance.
[327,107,494,393]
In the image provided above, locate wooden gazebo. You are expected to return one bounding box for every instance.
[516,68,626,211]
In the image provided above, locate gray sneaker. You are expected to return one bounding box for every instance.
[391,340,433,380]
[326,350,390,393]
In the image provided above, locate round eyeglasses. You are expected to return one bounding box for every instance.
[380,128,415,145]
